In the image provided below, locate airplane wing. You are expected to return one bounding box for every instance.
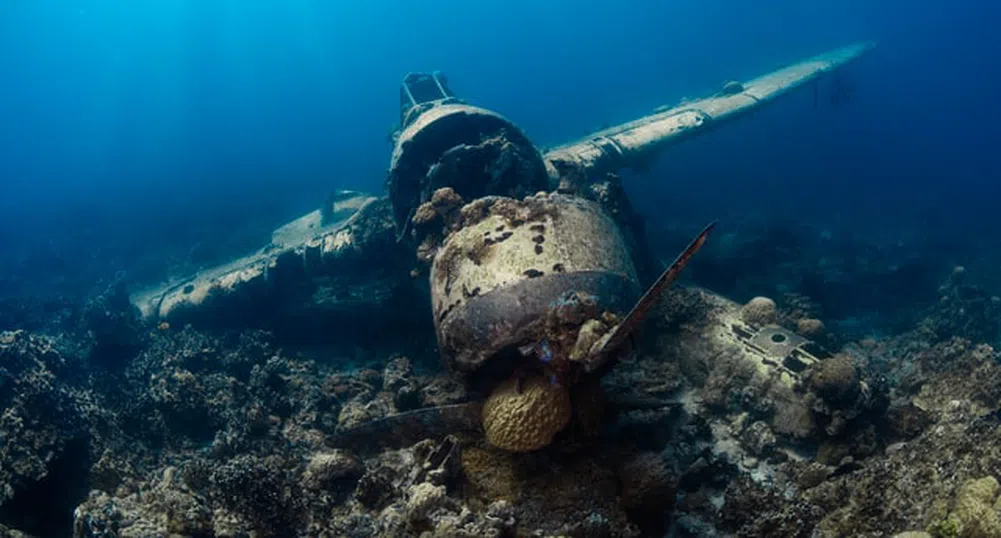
[542,42,876,178]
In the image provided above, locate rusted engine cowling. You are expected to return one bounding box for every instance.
[387,73,551,234]
[430,192,641,380]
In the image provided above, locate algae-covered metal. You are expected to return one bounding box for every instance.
[130,43,876,339]
[130,193,397,331]
[122,41,880,455]
[543,42,876,178]
[388,72,549,234]
[430,193,641,375]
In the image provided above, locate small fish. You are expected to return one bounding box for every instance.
[538,340,553,363]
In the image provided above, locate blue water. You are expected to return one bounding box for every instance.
[0,1,998,329]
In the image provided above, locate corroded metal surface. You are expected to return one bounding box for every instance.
[129,43,875,334]
[542,42,876,179]
[438,271,638,375]
[431,194,639,374]
[686,288,832,388]
[387,103,549,231]
[130,194,395,326]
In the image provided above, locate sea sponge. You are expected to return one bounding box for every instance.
[741,296,778,326]
[482,374,571,452]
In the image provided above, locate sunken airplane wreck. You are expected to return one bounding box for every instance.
[132,42,876,453]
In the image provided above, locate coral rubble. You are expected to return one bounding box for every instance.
[1,251,1001,537]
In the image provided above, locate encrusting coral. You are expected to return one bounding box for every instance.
[926,476,1001,538]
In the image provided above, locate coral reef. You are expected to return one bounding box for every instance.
[0,330,106,537]
[81,277,145,371]
[918,266,1001,346]
[2,220,1001,538]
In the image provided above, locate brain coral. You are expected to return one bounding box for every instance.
[482,374,571,452]
[741,296,778,326]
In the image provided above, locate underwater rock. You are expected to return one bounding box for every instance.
[459,445,637,537]
[405,482,451,524]
[420,374,469,408]
[720,475,825,538]
[302,449,364,498]
[353,463,397,511]
[781,292,822,322]
[119,328,339,454]
[885,402,934,441]
[382,355,422,411]
[314,438,510,537]
[207,454,306,536]
[741,421,778,458]
[794,461,834,490]
[64,285,1001,538]
[410,436,463,488]
[72,466,215,538]
[616,451,678,535]
[337,390,398,432]
[82,276,145,370]
[803,409,1001,536]
[382,355,413,392]
[875,335,1001,423]
[917,344,1001,420]
[601,355,683,403]
[920,266,1001,347]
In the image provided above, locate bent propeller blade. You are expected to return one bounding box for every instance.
[585,220,716,370]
